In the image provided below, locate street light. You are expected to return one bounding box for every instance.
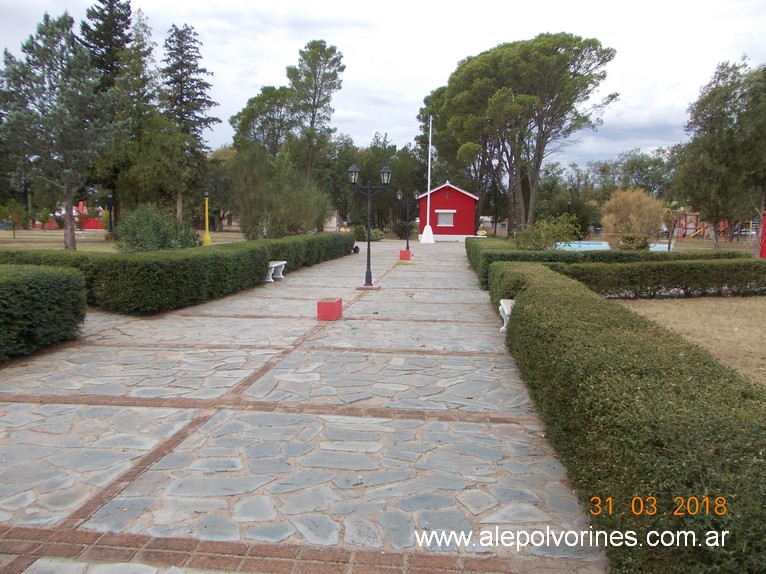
[348,164,392,287]
[202,188,212,246]
[106,192,114,236]
[396,189,419,251]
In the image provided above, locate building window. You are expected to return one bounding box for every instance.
[436,209,455,227]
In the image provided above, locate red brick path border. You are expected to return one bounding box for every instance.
[0,526,525,574]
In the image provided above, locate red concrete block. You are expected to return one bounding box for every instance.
[317,298,342,321]
[399,249,411,260]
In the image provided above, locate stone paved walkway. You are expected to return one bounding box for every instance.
[0,240,608,574]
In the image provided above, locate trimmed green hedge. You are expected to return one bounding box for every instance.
[549,259,766,298]
[466,237,754,289]
[489,261,766,573]
[91,243,272,315]
[1,265,86,361]
[550,259,766,298]
[0,233,356,315]
[260,232,356,272]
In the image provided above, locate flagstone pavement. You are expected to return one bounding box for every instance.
[0,240,609,574]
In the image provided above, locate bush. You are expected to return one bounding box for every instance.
[0,265,86,361]
[488,262,766,573]
[116,204,201,252]
[353,225,383,241]
[465,236,754,290]
[513,213,582,250]
[601,187,664,242]
[551,259,766,298]
[392,220,414,240]
[0,233,355,315]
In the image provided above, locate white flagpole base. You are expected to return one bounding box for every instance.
[420,225,435,244]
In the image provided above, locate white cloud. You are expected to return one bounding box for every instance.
[2,0,765,166]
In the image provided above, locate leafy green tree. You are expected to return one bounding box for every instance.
[317,133,359,224]
[434,32,617,233]
[94,10,187,215]
[80,0,132,92]
[230,86,298,156]
[0,12,119,249]
[671,59,753,249]
[618,148,673,198]
[741,64,766,227]
[205,146,236,231]
[160,23,220,218]
[286,39,345,179]
[0,199,26,237]
[233,144,330,239]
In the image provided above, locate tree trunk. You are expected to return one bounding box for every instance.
[63,186,77,250]
[176,189,183,220]
[709,221,721,250]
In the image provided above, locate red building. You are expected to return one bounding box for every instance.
[417,181,479,241]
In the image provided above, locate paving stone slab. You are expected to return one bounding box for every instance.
[0,403,198,526]
[0,347,277,399]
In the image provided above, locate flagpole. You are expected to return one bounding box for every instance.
[420,115,435,243]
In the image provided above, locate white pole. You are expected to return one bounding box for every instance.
[420,115,435,243]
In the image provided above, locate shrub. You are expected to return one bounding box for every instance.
[601,187,664,247]
[0,233,355,315]
[617,226,650,250]
[465,236,753,290]
[488,262,766,573]
[392,220,414,240]
[353,224,367,241]
[0,265,86,361]
[551,259,766,298]
[353,225,383,241]
[514,213,582,250]
[116,204,201,252]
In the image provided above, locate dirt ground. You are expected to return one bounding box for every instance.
[618,297,766,387]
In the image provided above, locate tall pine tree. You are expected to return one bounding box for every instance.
[93,9,187,213]
[160,23,220,218]
[80,0,132,92]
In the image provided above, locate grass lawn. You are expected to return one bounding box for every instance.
[0,229,245,252]
[618,296,766,387]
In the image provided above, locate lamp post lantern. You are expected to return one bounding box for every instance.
[202,188,212,246]
[348,164,392,287]
[396,189,419,252]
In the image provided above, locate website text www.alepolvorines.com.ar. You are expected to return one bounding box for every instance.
[414,526,730,552]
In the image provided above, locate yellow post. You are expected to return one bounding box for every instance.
[203,191,212,246]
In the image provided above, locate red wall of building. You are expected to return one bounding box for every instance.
[418,184,477,237]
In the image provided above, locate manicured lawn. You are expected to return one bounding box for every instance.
[618,296,766,386]
[0,229,245,252]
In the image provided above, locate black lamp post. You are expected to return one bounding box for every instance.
[348,164,392,287]
[106,192,114,235]
[396,189,419,251]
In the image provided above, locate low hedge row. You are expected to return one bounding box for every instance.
[550,259,766,297]
[0,265,86,361]
[0,233,356,315]
[488,261,766,573]
[466,237,753,289]
[260,232,356,272]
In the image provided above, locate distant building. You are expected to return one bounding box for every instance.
[417,181,479,241]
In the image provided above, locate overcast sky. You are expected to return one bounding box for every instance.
[2,0,766,168]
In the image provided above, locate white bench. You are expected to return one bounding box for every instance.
[499,299,515,333]
[265,260,287,283]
